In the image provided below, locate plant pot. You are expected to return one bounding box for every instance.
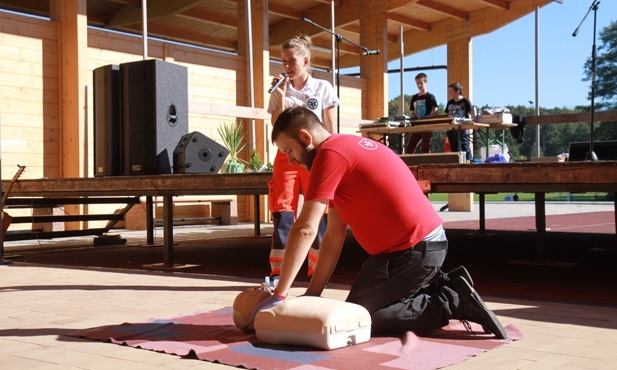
[223,159,245,173]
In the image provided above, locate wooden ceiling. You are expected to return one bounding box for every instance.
[0,0,558,70]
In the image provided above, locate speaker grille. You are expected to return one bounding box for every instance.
[173,131,229,173]
[121,59,189,175]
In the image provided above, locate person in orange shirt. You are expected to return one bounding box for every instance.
[266,34,339,284]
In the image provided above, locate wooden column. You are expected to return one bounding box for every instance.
[447,38,473,103]
[447,37,474,212]
[238,0,269,223]
[359,9,388,119]
[50,0,88,228]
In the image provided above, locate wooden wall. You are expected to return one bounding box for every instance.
[1,10,369,181]
[0,10,369,226]
[0,12,60,180]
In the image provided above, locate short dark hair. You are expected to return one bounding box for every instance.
[415,72,427,81]
[271,107,324,143]
[448,82,463,94]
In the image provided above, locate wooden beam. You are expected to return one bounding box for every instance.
[479,0,510,11]
[270,0,418,46]
[311,37,363,54]
[447,38,473,101]
[49,0,88,229]
[121,22,237,51]
[178,8,236,28]
[387,13,431,32]
[417,0,468,21]
[236,0,270,223]
[107,0,208,27]
[189,103,270,121]
[268,3,304,20]
[524,111,617,125]
[447,37,473,211]
[394,0,555,61]
[0,0,50,17]
[360,8,388,119]
[268,4,331,47]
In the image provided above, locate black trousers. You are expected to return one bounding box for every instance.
[346,232,460,335]
[447,129,472,161]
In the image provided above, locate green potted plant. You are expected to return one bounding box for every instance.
[217,121,248,173]
[248,150,263,172]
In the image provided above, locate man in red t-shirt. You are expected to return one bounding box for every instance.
[251,107,506,339]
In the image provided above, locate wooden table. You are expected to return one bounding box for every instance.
[5,163,615,264]
[411,161,617,261]
[2,172,272,268]
[359,115,512,156]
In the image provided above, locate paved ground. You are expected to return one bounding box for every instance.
[1,201,616,369]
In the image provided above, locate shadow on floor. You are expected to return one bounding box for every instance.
[8,223,617,307]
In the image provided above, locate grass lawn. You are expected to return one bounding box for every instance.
[427,192,613,202]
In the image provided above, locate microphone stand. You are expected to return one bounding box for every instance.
[303,17,378,133]
[572,0,600,161]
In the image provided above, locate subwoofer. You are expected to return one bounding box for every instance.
[93,64,121,177]
[173,131,229,174]
[120,59,188,175]
[568,140,617,161]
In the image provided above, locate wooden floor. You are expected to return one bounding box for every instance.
[1,263,616,369]
[2,199,617,369]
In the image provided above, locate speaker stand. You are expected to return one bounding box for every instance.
[573,0,600,161]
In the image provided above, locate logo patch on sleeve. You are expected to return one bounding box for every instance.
[358,138,378,150]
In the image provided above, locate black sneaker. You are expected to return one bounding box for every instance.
[452,276,507,339]
[441,265,474,288]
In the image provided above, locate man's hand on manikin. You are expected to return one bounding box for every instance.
[247,292,286,330]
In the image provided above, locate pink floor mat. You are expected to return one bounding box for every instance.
[69,307,524,370]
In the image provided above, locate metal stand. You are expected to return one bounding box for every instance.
[572,0,600,161]
[303,17,378,133]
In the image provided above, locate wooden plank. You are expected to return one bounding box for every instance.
[360,122,489,136]
[8,163,615,200]
[360,11,388,118]
[415,162,617,194]
[2,173,272,198]
[524,110,617,125]
[417,179,431,193]
[448,193,474,212]
[190,102,270,120]
[400,152,464,165]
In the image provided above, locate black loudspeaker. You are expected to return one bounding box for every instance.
[569,140,617,161]
[120,59,188,175]
[173,131,229,174]
[93,64,122,177]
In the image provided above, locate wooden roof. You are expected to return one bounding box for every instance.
[0,0,557,70]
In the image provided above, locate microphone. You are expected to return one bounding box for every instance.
[362,49,380,56]
[268,73,288,94]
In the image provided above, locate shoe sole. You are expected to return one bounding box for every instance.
[456,277,507,339]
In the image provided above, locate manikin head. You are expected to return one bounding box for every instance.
[232,287,272,331]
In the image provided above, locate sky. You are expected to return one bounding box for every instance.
[381,0,617,110]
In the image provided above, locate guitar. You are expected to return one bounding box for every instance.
[2,165,26,240]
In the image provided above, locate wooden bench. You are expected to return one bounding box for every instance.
[3,196,141,241]
[150,198,238,227]
[403,152,471,211]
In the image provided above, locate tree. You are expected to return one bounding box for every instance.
[388,94,412,116]
[582,21,617,111]
[581,21,617,144]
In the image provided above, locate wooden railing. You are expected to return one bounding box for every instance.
[524,110,617,125]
